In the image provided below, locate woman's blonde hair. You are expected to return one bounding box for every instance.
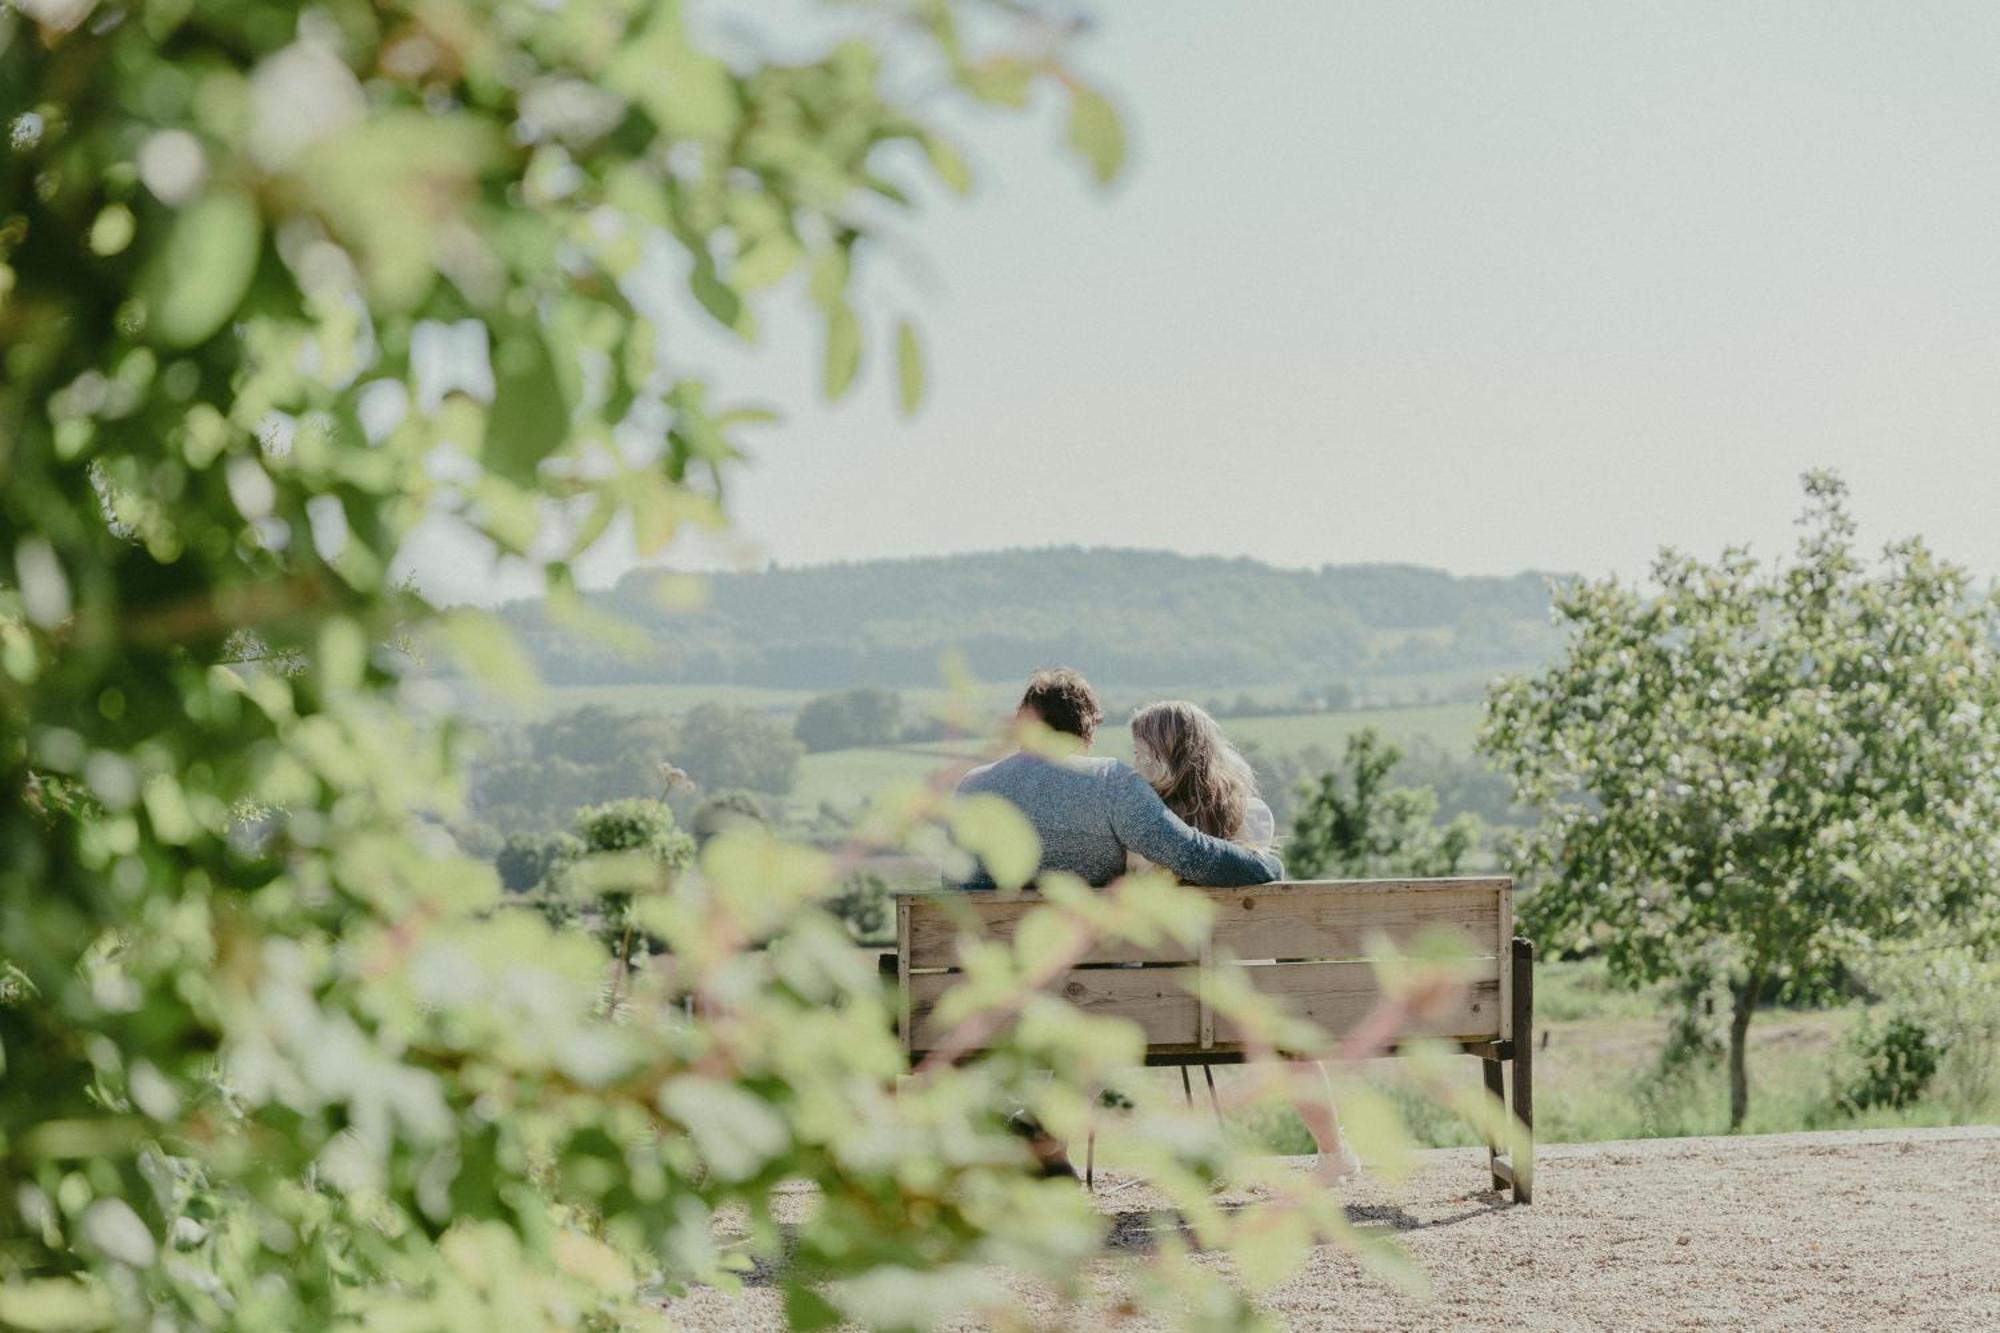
[1129,700,1260,841]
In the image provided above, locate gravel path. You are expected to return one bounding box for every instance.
[662,1126,2000,1331]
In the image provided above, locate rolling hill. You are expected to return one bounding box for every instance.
[490,547,1569,692]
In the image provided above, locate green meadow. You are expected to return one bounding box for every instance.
[1212,959,2000,1154]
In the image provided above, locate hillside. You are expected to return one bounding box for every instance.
[492,548,1568,691]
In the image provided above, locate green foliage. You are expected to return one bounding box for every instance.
[1847,940,2000,1118]
[9,1,1427,1326]
[488,703,685,826]
[671,702,802,794]
[1482,473,2000,1127]
[1286,729,1482,879]
[571,798,694,865]
[495,830,583,892]
[1843,1013,1939,1112]
[793,687,904,753]
[468,701,793,837]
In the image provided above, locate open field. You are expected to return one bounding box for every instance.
[661,1126,2000,1330]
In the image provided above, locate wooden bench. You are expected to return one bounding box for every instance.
[894,876,1534,1203]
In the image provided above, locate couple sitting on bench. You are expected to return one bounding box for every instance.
[951,667,1361,1183]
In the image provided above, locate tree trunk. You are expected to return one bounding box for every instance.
[1727,975,1759,1131]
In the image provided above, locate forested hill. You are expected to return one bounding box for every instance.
[492,548,1568,689]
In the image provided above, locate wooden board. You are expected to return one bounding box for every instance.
[904,957,1503,1056]
[1220,960,1504,1046]
[902,879,1508,970]
[1207,885,1499,962]
[906,964,1200,1053]
[902,896,1197,968]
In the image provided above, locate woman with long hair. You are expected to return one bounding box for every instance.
[1128,700,1361,1184]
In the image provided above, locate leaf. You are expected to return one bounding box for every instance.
[964,58,1034,108]
[0,1278,114,1331]
[317,616,368,692]
[895,320,924,416]
[733,234,802,291]
[822,302,862,401]
[784,1283,842,1331]
[442,609,540,703]
[689,253,751,336]
[921,132,973,196]
[485,321,571,483]
[1233,1203,1312,1292]
[1065,87,1126,185]
[137,188,262,348]
[79,1200,155,1269]
[552,1230,634,1293]
[949,794,1041,891]
[808,246,850,310]
[658,1077,790,1182]
[605,5,740,141]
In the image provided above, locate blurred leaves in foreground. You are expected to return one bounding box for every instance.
[0,1,1496,1327]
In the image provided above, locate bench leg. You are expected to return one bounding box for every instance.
[1511,936,1535,1205]
[1481,1056,1507,1192]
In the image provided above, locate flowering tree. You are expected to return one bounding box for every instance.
[1482,474,2000,1129]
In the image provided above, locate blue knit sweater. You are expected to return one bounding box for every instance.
[950,752,1284,889]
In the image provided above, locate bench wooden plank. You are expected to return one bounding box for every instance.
[1219,960,1503,1045]
[904,898,1198,967]
[907,965,1200,1051]
[903,879,1507,970]
[906,959,1502,1054]
[1207,886,1499,963]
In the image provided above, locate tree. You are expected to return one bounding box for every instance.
[571,797,694,865]
[1287,729,1482,880]
[5,3,1326,1326]
[495,830,584,893]
[671,702,803,794]
[1481,474,2000,1129]
[793,687,904,752]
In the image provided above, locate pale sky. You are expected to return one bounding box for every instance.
[410,1,2000,604]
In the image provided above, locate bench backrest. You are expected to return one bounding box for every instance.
[897,877,1513,1060]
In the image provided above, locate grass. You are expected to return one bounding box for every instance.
[1199,960,1999,1155]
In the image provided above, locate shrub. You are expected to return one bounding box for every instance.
[1844,1012,1940,1111]
[1847,942,2000,1118]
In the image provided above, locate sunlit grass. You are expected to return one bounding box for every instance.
[1185,961,1999,1154]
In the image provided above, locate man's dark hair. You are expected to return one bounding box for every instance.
[1019,667,1103,743]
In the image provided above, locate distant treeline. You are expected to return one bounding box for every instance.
[488,548,1568,689]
